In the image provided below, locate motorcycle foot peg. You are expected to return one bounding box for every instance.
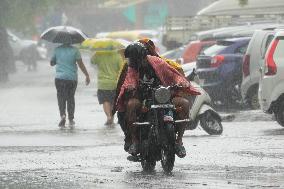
[127,155,141,162]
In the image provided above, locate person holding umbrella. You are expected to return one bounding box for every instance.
[41,26,90,128]
[83,38,126,125]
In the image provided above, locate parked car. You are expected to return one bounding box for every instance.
[241,26,284,109]
[8,31,38,59]
[161,46,185,64]
[259,31,284,127]
[7,31,45,71]
[162,40,215,66]
[196,37,250,106]
[96,29,166,53]
[182,40,215,63]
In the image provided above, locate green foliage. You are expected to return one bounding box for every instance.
[1,0,44,31]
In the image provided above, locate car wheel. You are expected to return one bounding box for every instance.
[248,91,260,110]
[275,104,284,127]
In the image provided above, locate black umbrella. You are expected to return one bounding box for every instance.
[40,26,88,44]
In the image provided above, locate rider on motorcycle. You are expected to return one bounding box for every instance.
[138,38,184,75]
[113,42,200,158]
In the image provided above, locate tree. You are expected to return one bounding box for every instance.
[0,0,78,35]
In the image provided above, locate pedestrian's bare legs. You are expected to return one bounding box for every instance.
[126,98,141,154]
[103,101,114,125]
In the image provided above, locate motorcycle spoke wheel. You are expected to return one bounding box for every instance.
[141,159,156,172]
[161,146,175,173]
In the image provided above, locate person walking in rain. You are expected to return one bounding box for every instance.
[91,48,124,125]
[50,40,90,128]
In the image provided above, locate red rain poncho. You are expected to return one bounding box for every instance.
[115,55,200,112]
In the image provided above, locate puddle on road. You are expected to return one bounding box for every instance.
[1,163,283,189]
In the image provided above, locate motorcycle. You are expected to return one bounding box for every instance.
[186,69,223,135]
[127,79,190,173]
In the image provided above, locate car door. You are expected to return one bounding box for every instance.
[231,41,249,82]
[259,33,275,92]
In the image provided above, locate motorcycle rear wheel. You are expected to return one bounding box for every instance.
[200,111,223,135]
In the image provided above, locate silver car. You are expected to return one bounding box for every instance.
[259,30,284,127]
[241,25,284,109]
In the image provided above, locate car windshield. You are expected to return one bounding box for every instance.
[162,48,184,59]
[202,44,227,56]
[199,44,214,55]
[202,40,234,56]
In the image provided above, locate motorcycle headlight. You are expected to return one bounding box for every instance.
[155,87,171,104]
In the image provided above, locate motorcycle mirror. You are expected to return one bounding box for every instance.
[187,69,197,82]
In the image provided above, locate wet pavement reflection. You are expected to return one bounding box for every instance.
[0,60,283,188]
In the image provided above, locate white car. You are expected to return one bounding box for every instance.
[241,25,284,109]
[259,30,284,126]
[161,46,185,63]
[8,31,47,61]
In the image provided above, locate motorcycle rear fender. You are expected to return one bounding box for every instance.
[198,104,222,122]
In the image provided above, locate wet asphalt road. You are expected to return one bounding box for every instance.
[0,58,283,189]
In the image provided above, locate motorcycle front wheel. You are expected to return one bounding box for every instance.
[161,145,175,173]
[200,111,223,135]
[141,159,156,172]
